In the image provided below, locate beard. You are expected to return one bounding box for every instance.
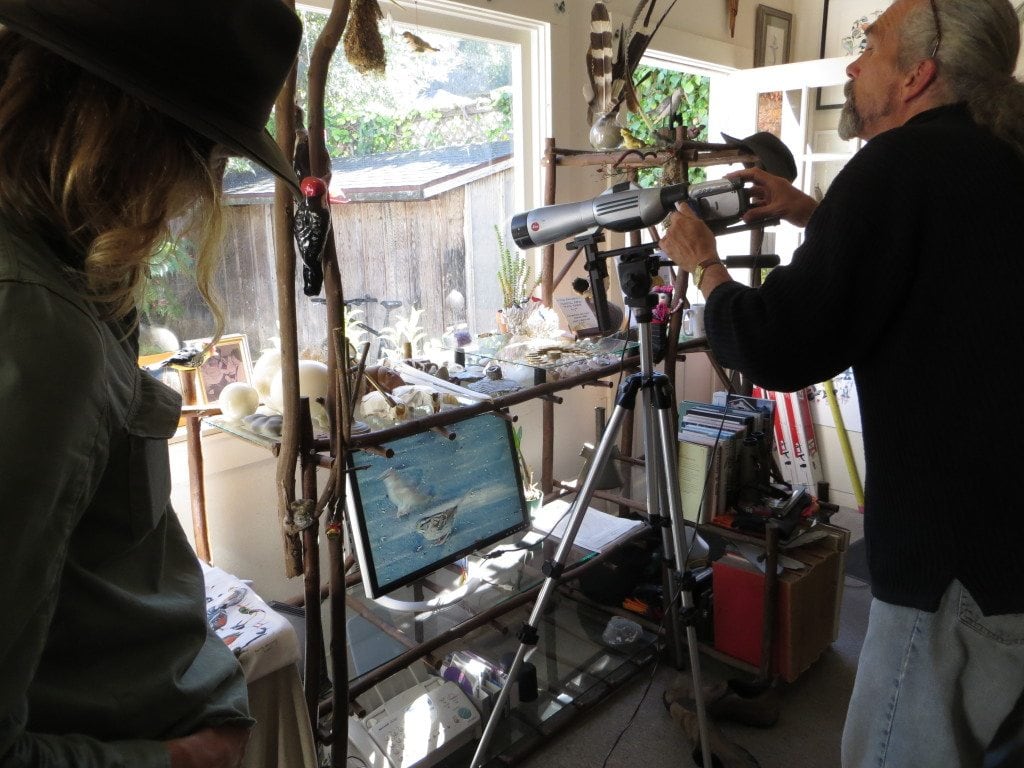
[837,80,863,140]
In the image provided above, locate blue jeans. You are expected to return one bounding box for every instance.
[842,581,1024,767]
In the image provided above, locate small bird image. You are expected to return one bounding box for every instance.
[402,31,440,53]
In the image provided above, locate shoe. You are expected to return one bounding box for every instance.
[668,702,761,768]
[663,674,780,728]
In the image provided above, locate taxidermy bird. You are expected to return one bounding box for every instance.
[402,31,440,53]
[293,176,331,297]
[582,0,678,144]
[149,345,209,371]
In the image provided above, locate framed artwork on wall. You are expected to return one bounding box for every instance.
[817,0,886,108]
[754,5,793,67]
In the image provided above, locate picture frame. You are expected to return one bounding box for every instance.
[754,5,793,68]
[346,411,530,599]
[185,333,253,405]
[817,0,886,109]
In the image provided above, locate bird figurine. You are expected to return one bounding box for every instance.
[402,31,440,53]
[148,344,209,371]
[293,175,331,297]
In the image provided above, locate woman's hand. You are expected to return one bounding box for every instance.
[726,167,818,228]
[166,725,251,768]
[658,202,719,273]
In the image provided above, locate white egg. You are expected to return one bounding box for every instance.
[218,382,260,421]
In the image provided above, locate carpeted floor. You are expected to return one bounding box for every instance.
[513,510,870,768]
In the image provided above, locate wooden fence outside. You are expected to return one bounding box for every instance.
[159,167,514,365]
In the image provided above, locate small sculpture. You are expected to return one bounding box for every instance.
[293,175,331,297]
[583,0,678,149]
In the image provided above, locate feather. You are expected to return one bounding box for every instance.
[585,1,615,124]
[621,0,678,112]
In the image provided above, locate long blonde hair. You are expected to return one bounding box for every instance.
[0,31,224,337]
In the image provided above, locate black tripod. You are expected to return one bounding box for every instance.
[470,245,713,768]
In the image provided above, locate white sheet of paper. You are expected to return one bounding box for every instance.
[553,296,598,333]
[531,499,644,553]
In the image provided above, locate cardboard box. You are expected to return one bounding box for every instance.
[711,535,844,682]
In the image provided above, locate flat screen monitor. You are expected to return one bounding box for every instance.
[346,411,530,599]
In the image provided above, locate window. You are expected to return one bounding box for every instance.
[143,1,549,365]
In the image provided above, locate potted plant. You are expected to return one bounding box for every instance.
[495,225,540,335]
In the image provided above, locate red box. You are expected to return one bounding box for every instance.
[711,539,842,682]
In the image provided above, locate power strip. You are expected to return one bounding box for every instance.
[349,676,481,768]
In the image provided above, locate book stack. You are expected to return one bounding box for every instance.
[676,395,776,524]
[750,385,824,494]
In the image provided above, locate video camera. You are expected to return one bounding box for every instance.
[509,178,752,250]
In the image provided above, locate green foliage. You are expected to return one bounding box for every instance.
[141,238,194,326]
[294,10,513,160]
[625,65,711,187]
[495,226,538,309]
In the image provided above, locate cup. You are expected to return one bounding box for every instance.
[682,304,706,337]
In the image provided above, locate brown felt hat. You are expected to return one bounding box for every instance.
[721,132,798,182]
[0,0,302,195]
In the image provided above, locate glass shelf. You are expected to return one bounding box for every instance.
[449,334,638,387]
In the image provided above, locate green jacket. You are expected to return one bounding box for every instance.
[0,218,252,767]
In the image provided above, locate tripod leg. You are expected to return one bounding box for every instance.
[646,369,713,768]
[470,393,639,767]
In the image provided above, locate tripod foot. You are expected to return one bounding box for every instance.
[668,702,762,768]
[663,675,780,728]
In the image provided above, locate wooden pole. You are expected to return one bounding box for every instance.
[273,0,304,578]
[303,4,351,762]
[180,369,211,563]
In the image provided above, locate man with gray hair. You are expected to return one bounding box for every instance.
[659,0,1024,765]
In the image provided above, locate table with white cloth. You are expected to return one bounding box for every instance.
[202,562,319,768]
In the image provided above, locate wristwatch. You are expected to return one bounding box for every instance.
[692,257,723,290]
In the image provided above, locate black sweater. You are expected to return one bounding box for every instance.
[705,104,1024,614]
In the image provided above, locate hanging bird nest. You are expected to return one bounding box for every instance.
[344,0,387,75]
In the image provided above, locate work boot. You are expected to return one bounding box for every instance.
[663,674,780,727]
[668,702,761,768]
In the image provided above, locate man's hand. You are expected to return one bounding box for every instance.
[165,725,251,768]
[658,202,719,274]
[726,167,818,228]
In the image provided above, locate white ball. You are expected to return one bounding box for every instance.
[251,349,282,400]
[268,359,330,412]
[218,382,260,421]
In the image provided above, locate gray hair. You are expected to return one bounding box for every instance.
[901,0,1024,158]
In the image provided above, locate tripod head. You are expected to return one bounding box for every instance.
[572,233,670,333]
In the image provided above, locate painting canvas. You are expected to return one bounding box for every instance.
[818,0,888,108]
[347,412,530,598]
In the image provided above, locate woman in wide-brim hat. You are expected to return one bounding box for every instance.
[0,1,302,766]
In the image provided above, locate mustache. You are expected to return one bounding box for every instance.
[844,79,855,103]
